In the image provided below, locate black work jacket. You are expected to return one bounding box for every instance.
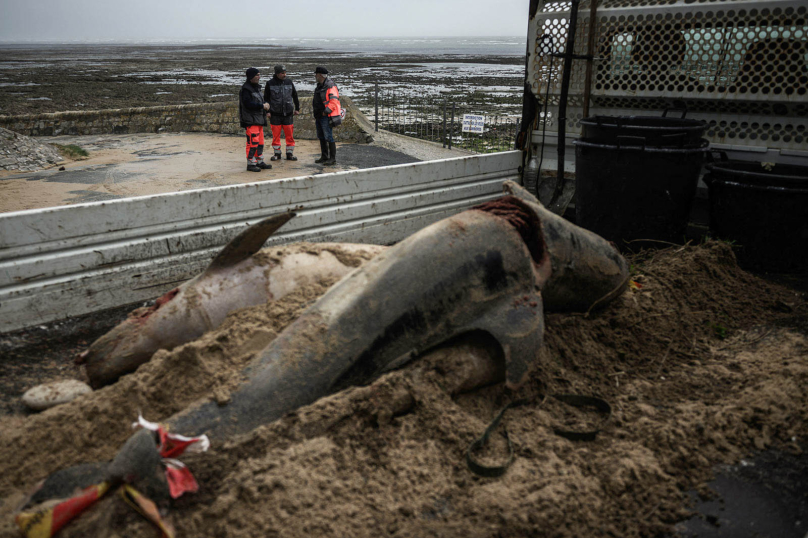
[263,76,300,117]
[239,81,267,128]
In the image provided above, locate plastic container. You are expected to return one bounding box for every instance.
[704,160,808,272]
[523,154,540,198]
[574,138,709,248]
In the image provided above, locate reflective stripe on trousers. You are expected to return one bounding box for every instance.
[271,124,296,152]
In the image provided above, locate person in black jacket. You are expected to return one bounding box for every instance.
[238,67,271,172]
[263,65,300,161]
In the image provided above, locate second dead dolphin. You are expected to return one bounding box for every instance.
[79,212,386,388]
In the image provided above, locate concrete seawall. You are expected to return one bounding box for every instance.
[0,96,372,143]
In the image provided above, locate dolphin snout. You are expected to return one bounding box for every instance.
[75,349,89,365]
[82,321,156,388]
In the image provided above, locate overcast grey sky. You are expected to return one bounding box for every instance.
[0,0,530,42]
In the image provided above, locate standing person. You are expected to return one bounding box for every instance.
[312,66,341,166]
[239,67,271,172]
[264,65,301,162]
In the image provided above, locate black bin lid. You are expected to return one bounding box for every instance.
[580,115,707,133]
[706,160,808,188]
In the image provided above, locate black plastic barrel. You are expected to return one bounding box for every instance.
[574,138,709,248]
[704,160,808,272]
[580,115,707,147]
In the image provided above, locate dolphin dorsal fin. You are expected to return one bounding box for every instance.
[206,212,296,272]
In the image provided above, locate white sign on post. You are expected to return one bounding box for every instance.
[461,114,485,133]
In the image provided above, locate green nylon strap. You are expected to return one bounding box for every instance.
[466,392,611,478]
[551,393,612,442]
[466,399,530,478]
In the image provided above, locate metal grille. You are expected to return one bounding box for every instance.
[367,85,521,154]
[529,0,808,151]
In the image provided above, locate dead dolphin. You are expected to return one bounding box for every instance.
[21,336,507,513]
[79,212,387,388]
[29,192,631,511]
[167,196,552,438]
[166,190,630,439]
[79,184,627,390]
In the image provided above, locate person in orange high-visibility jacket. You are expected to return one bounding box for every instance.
[312,66,341,166]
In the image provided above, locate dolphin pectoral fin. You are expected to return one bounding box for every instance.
[205,211,296,272]
[465,293,545,390]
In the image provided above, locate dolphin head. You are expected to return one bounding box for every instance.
[77,212,299,390]
[78,288,181,389]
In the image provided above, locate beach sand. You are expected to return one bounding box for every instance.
[0,242,806,538]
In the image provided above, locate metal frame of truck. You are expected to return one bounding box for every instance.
[526,0,807,171]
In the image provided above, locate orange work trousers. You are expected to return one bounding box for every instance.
[245,125,264,162]
[270,124,295,152]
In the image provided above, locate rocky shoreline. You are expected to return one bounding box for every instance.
[0,127,63,171]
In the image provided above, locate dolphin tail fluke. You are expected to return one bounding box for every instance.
[23,429,166,509]
[502,180,544,207]
[501,180,630,312]
[205,211,296,272]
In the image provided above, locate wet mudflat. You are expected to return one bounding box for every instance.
[1,242,806,538]
[0,42,523,118]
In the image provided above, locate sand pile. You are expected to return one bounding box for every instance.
[0,127,62,172]
[0,241,806,538]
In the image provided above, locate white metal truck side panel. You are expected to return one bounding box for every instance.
[0,151,521,333]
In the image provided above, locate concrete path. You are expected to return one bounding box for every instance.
[0,131,469,213]
[368,127,473,162]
